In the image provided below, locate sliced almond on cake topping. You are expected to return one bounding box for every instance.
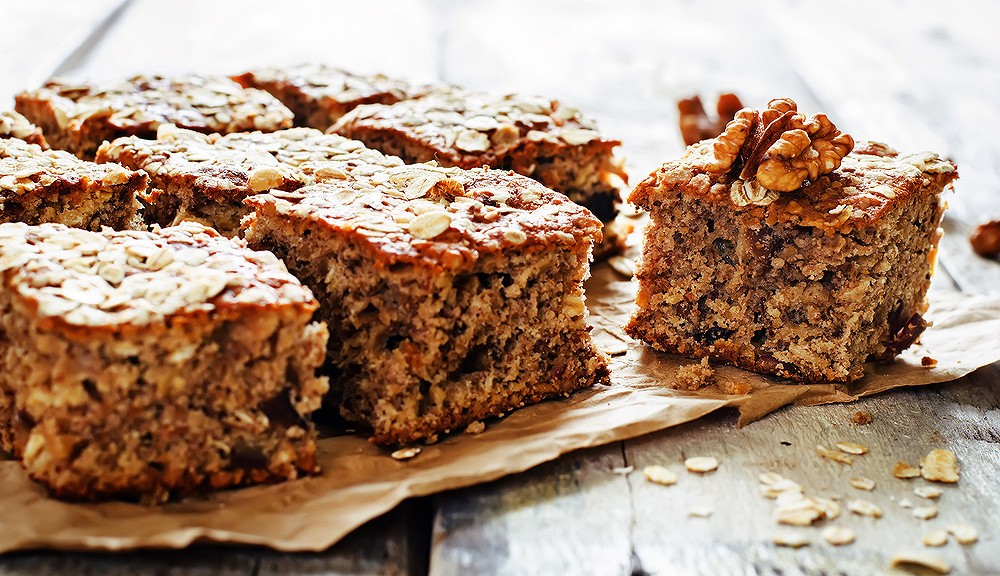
[408,211,452,239]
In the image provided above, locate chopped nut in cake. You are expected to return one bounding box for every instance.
[331,86,628,226]
[244,163,609,444]
[15,74,294,158]
[0,222,329,502]
[1,138,147,230]
[96,125,402,236]
[626,98,958,383]
[233,64,417,131]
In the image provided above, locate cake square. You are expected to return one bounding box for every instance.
[0,110,48,148]
[625,99,958,383]
[15,74,294,159]
[330,86,628,224]
[0,222,329,502]
[243,163,609,444]
[233,63,416,131]
[96,125,403,236]
[1,137,147,230]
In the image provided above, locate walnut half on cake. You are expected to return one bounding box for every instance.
[625,98,958,383]
[244,163,609,444]
[0,222,329,502]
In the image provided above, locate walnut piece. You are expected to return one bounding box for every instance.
[970,219,1000,258]
[678,93,745,146]
[699,98,854,194]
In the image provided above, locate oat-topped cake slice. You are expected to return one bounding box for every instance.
[0,222,329,502]
[244,164,609,445]
[233,63,417,131]
[0,110,48,148]
[331,86,628,224]
[15,74,294,159]
[96,125,403,236]
[625,98,958,383]
[0,137,147,230]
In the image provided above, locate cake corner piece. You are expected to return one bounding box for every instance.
[625,97,958,383]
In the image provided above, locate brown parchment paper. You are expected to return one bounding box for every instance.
[1,260,999,554]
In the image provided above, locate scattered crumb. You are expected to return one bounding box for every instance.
[947,523,979,545]
[602,342,629,357]
[822,525,856,546]
[922,529,949,547]
[611,465,634,475]
[684,456,719,473]
[608,255,636,277]
[835,441,869,455]
[847,498,883,518]
[899,498,914,509]
[391,447,421,460]
[894,461,921,479]
[851,411,873,425]
[890,552,952,575]
[720,380,752,395]
[921,356,938,368]
[772,530,811,548]
[920,449,960,483]
[675,358,715,391]
[817,444,854,465]
[913,505,939,520]
[464,421,486,435]
[914,486,943,500]
[850,476,876,491]
[643,465,678,486]
[970,219,1000,258]
[424,434,440,445]
[687,506,713,518]
[775,495,825,526]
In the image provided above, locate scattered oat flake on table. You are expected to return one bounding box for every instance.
[920,449,960,483]
[894,461,921,479]
[822,525,856,546]
[608,255,636,277]
[835,441,869,455]
[922,530,949,547]
[611,465,634,475]
[464,421,485,435]
[684,456,719,473]
[643,465,678,486]
[913,505,939,520]
[759,472,803,499]
[851,410,873,425]
[890,552,952,575]
[687,506,713,518]
[602,342,629,357]
[848,499,883,518]
[390,447,421,460]
[849,476,876,491]
[772,530,811,548]
[775,496,826,526]
[899,498,914,509]
[947,523,979,545]
[914,486,943,500]
[816,444,854,464]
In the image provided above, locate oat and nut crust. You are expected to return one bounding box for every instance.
[0,138,145,201]
[0,111,47,148]
[0,221,316,333]
[235,63,414,109]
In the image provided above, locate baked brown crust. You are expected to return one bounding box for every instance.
[15,75,294,158]
[96,125,403,235]
[0,222,328,501]
[0,111,48,148]
[630,140,958,234]
[233,64,416,131]
[626,141,958,383]
[331,86,627,221]
[0,137,146,230]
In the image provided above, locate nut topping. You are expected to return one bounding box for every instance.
[698,97,854,197]
[678,93,745,146]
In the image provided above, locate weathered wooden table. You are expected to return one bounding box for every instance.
[2,1,998,574]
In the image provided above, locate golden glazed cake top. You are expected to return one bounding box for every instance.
[247,163,604,270]
[0,138,145,200]
[0,222,316,332]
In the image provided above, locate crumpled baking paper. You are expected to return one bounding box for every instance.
[2,257,998,553]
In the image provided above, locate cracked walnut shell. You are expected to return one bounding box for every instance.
[699,98,854,193]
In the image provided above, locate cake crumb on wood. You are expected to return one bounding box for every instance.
[675,357,715,390]
[851,411,873,425]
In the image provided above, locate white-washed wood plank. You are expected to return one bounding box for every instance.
[0,0,127,103]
